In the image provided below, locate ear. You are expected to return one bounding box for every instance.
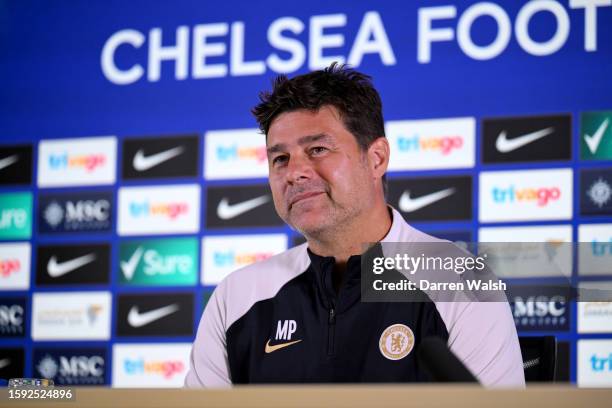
[367,137,390,179]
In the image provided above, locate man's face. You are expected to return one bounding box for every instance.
[266,105,376,236]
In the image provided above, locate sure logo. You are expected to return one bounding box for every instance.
[119,238,198,286]
[0,192,32,240]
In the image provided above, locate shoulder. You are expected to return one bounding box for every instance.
[213,243,311,330]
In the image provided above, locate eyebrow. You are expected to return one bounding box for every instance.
[267,134,334,155]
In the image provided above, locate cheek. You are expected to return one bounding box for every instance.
[269,183,287,214]
[321,158,366,194]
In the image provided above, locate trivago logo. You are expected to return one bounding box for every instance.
[0,257,20,278]
[118,185,200,235]
[38,137,117,187]
[479,169,572,222]
[128,201,188,220]
[578,224,612,276]
[491,185,561,207]
[48,152,106,172]
[112,344,190,387]
[202,234,287,285]
[204,129,269,180]
[216,145,267,164]
[397,135,463,155]
[123,358,184,379]
[386,118,475,171]
[578,340,612,387]
[213,250,275,268]
[0,243,30,290]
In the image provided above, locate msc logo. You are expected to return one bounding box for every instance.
[512,295,568,331]
[265,320,302,353]
[492,186,561,207]
[581,169,612,216]
[129,201,188,220]
[0,302,25,336]
[397,135,463,155]
[39,192,112,233]
[48,152,106,172]
[35,350,106,385]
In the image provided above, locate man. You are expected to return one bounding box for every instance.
[185,63,525,387]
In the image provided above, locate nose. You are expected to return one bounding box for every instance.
[285,152,313,184]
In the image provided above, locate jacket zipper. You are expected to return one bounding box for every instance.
[327,307,336,356]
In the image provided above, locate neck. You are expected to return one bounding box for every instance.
[305,201,392,263]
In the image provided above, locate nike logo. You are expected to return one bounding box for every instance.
[47,253,97,278]
[399,188,456,213]
[0,359,10,370]
[0,154,18,171]
[132,146,185,171]
[495,127,555,153]
[120,247,144,281]
[584,118,609,154]
[127,304,179,327]
[264,339,302,353]
[217,195,270,220]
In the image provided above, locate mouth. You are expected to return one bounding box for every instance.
[288,191,325,209]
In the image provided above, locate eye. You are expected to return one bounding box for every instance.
[272,155,288,167]
[310,146,328,155]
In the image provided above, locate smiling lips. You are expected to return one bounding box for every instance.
[288,191,325,209]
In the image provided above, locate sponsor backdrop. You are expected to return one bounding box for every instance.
[1,0,612,387]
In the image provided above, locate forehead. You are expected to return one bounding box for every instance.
[266,106,352,147]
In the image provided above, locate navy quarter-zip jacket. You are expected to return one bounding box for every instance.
[185,207,525,387]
